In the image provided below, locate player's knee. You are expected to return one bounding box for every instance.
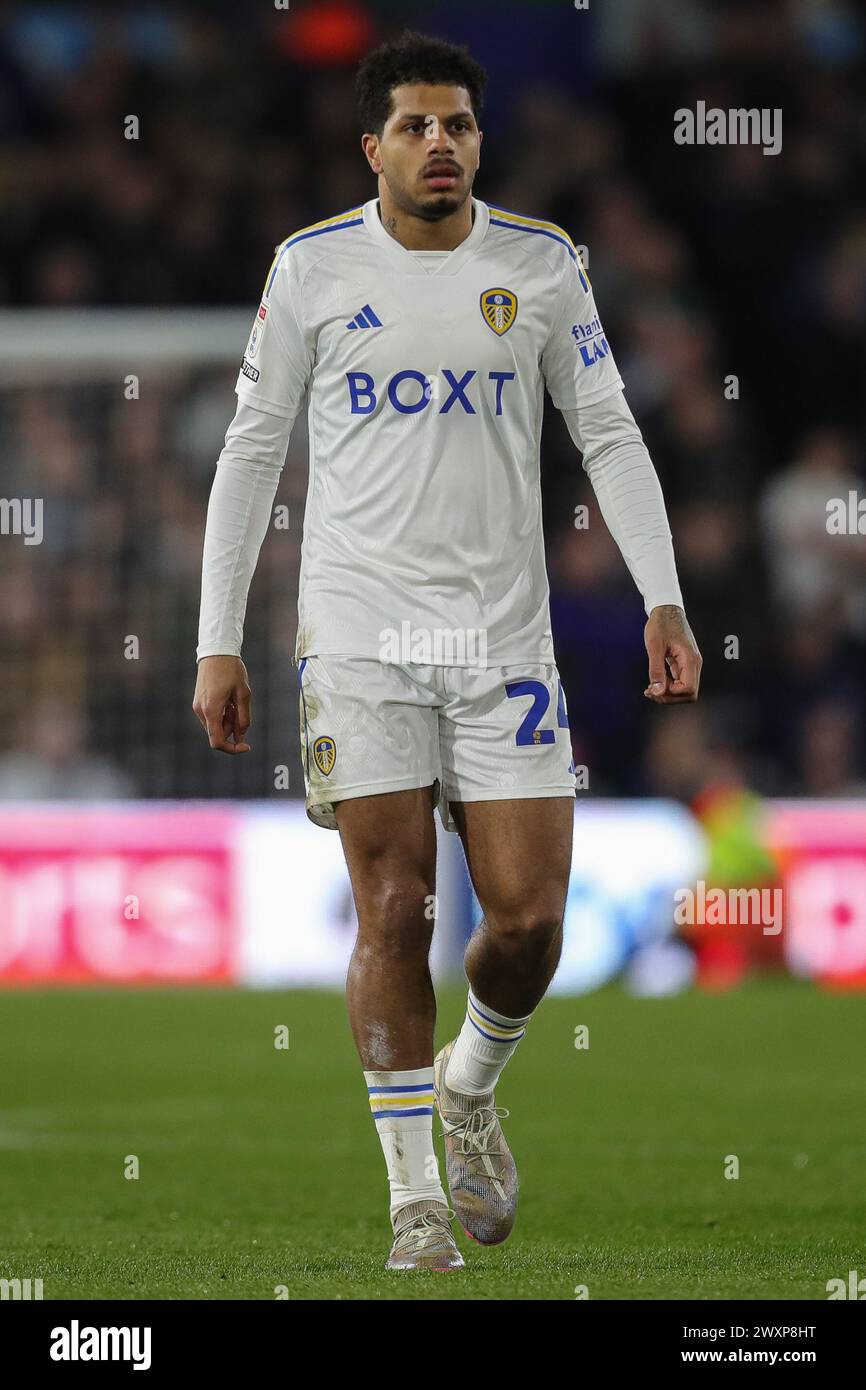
[486,903,564,952]
[354,877,435,955]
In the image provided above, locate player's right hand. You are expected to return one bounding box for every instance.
[192,656,252,754]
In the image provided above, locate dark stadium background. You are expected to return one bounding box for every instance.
[2,0,866,1308]
[2,0,864,805]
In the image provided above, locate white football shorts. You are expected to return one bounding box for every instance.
[297,655,576,833]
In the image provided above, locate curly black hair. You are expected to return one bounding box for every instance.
[355,29,487,136]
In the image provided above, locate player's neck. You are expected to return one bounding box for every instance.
[376,193,474,252]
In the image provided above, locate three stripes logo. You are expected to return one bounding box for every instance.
[346,303,382,331]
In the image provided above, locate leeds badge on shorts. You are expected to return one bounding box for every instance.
[312,735,337,776]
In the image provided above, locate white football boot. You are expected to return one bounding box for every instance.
[386,1199,465,1271]
[433,1040,518,1245]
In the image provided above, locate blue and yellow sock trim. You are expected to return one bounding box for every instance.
[467,993,531,1044]
[367,1083,435,1122]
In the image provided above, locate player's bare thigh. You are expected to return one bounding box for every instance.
[449,796,574,927]
[335,785,439,928]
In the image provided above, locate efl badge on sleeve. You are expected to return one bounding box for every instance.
[247,302,268,359]
[480,287,518,336]
[313,735,337,776]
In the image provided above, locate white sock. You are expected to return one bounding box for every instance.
[364,1067,448,1220]
[444,991,533,1097]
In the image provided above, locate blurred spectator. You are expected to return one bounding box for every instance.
[0,696,136,799]
[795,697,866,797]
[760,429,866,634]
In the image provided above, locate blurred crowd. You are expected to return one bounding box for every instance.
[1,0,865,803]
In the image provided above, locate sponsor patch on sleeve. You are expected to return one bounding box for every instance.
[246,302,268,359]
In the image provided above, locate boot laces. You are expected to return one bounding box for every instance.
[442,1104,511,1190]
[392,1206,456,1254]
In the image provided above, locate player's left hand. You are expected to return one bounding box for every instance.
[643,604,702,703]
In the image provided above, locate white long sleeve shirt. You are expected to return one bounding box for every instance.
[197,199,682,662]
[197,387,683,659]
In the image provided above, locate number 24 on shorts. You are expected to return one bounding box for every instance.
[505,679,569,746]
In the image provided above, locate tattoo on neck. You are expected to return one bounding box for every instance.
[384,216,398,237]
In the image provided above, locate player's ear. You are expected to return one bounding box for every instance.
[361,132,381,173]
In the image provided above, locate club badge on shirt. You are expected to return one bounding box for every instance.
[480,287,518,337]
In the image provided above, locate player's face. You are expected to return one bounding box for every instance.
[370,83,481,220]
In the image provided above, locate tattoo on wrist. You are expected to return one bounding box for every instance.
[654,604,685,631]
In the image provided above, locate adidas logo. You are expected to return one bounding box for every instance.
[346,304,383,330]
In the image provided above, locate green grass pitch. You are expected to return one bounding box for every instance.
[0,979,863,1300]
